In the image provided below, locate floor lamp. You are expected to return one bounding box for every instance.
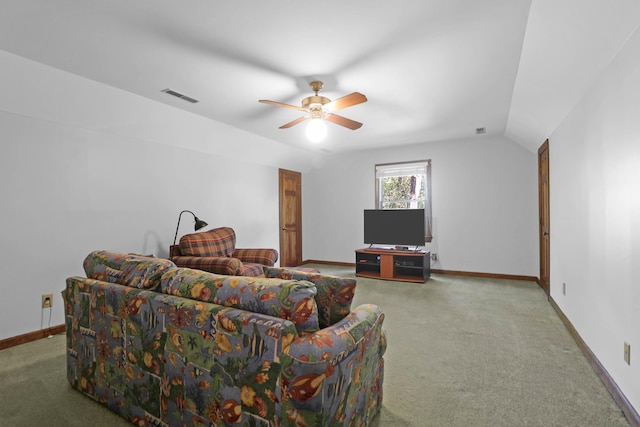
[173,210,208,246]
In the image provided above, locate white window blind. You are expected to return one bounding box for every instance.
[375,162,428,178]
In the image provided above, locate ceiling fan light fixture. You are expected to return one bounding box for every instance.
[306,118,327,142]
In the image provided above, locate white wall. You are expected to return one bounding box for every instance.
[303,136,539,277]
[549,24,640,413]
[0,50,312,340]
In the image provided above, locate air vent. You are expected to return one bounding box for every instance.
[475,127,486,135]
[161,88,199,104]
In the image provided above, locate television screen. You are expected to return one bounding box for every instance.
[364,209,426,247]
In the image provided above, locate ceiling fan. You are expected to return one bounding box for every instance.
[259,81,367,131]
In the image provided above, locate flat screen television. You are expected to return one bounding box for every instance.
[364,209,426,248]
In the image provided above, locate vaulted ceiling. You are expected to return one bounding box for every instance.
[1,0,639,153]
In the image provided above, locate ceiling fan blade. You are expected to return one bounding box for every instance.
[279,116,309,129]
[259,99,306,112]
[324,92,367,111]
[325,113,363,130]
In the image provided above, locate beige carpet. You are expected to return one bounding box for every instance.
[0,269,629,426]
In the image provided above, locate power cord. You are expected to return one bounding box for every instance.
[40,306,54,338]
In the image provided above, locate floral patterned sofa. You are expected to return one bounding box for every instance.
[170,227,278,277]
[62,250,386,426]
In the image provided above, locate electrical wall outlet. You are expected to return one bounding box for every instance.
[41,293,53,308]
[624,342,631,365]
[431,253,438,261]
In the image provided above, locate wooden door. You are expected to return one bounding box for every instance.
[538,140,550,295]
[279,169,302,267]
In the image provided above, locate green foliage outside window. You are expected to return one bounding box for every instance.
[381,175,425,209]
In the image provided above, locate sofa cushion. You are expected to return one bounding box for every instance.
[179,227,235,257]
[83,250,176,290]
[263,267,356,328]
[160,268,319,334]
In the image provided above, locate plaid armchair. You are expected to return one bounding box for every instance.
[170,226,278,277]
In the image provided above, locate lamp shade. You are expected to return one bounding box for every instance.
[194,217,208,231]
[306,118,327,142]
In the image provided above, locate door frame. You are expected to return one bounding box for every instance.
[278,168,302,267]
[538,139,550,295]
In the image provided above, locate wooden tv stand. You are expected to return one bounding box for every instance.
[355,248,430,283]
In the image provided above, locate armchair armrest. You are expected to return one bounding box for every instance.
[169,244,181,258]
[171,255,243,276]
[233,248,278,266]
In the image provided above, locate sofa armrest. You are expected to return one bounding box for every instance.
[281,304,385,424]
[232,248,278,266]
[286,304,385,361]
[171,255,243,276]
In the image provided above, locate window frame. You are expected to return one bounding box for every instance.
[374,160,432,243]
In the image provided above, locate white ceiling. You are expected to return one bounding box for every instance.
[1,0,639,153]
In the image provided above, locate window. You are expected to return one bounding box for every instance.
[375,160,432,243]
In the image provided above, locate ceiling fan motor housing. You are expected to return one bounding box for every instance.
[303,81,330,118]
[302,95,330,118]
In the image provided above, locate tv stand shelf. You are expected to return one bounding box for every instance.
[355,248,430,283]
